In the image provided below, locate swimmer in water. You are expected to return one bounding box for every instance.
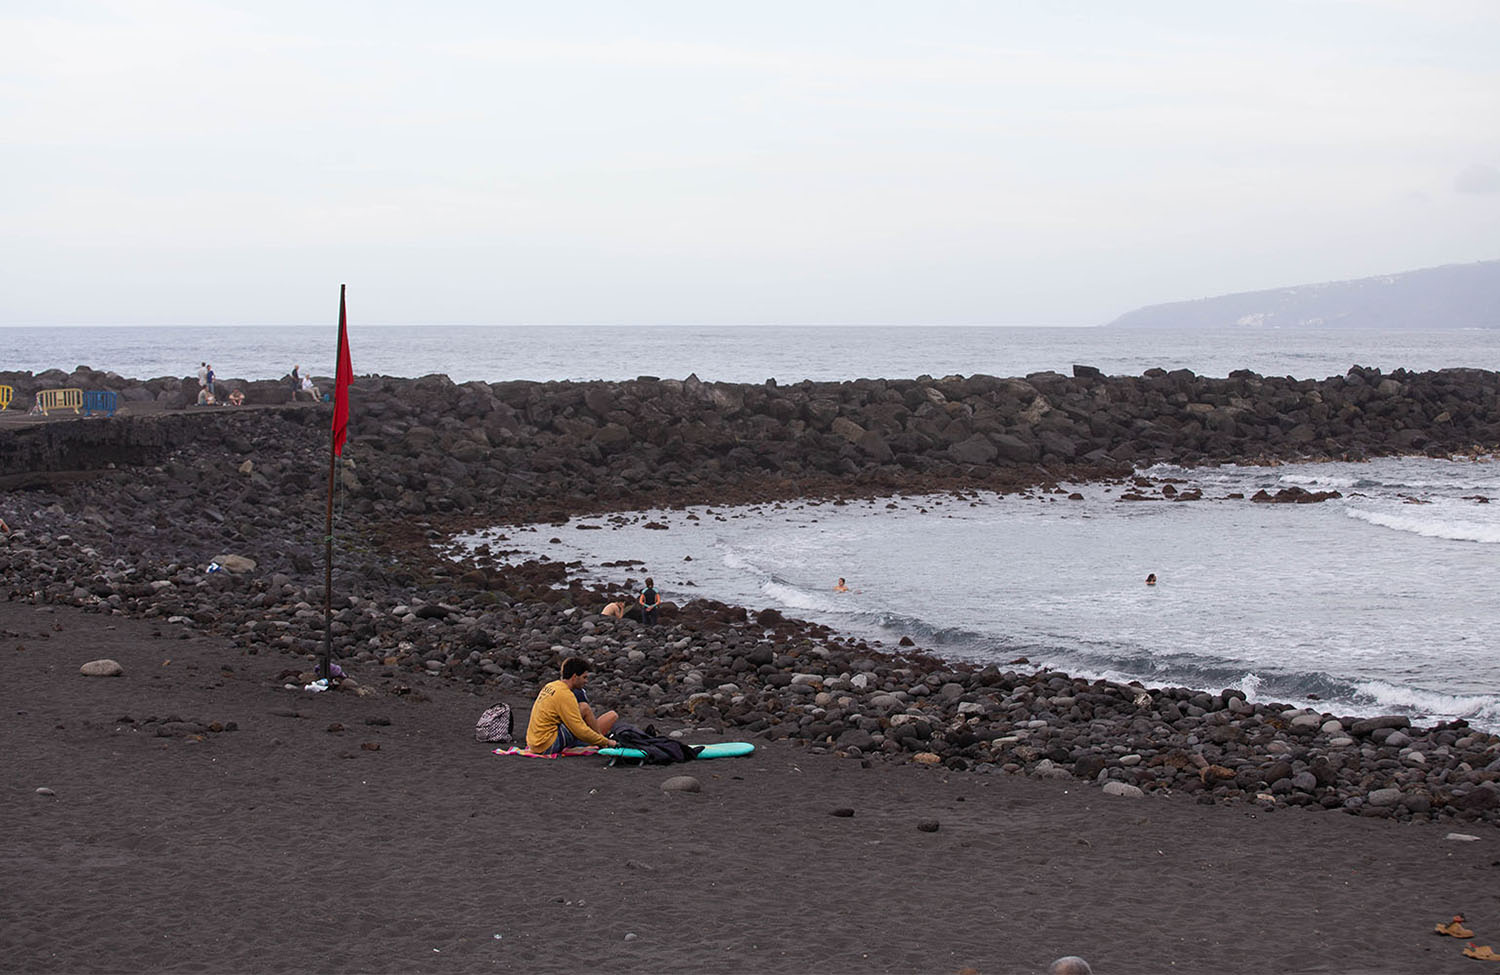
[834,578,849,593]
[1145,573,1157,586]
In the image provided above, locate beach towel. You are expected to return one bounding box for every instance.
[492,746,599,759]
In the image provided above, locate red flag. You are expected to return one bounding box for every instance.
[332,285,353,456]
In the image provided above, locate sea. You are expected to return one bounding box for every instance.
[7,322,1499,728]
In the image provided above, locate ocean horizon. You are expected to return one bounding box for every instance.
[7,323,1500,386]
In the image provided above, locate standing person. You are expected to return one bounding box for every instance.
[638,577,661,624]
[525,657,618,754]
[290,364,301,394]
[205,364,216,399]
[197,362,208,388]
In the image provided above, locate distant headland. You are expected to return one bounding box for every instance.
[1107,259,1500,330]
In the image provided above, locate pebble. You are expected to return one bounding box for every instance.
[916,819,940,832]
[1102,782,1145,799]
[661,775,701,793]
[830,807,855,818]
[35,787,55,797]
[79,659,123,677]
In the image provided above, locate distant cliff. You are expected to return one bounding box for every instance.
[1106,260,1500,329]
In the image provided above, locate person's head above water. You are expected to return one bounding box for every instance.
[1048,958,1092,975]
[1146,573,1157,586]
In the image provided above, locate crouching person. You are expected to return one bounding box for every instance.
[525,656,618,754]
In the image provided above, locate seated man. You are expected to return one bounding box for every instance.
[227,388,245,406]
[196,387,216,406]
[525,657,618,754]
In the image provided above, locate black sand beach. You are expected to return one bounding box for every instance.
[6,598,1500,975]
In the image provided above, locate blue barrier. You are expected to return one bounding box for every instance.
[83,390,118,417]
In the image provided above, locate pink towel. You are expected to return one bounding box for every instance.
[492,746,599,759]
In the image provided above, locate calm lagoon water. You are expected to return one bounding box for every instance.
[457,455,1500,729]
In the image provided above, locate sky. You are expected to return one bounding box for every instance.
[2,0,1498,327]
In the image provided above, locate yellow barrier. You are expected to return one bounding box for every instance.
[0,385,11,410]
[36,388,84,415]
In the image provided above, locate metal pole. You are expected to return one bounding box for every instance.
[320,284,345,683]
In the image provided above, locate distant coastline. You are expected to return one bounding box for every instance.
[1107,259,1500,330]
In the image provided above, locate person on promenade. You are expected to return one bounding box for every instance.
[834,577,849,592]
[290,364,301,394]
[638,577,661,624]
[227,388,245,406]
[525,657,618,754]
[197,362,208,388]
[196,386,216,406]
[300,375,321,401]
[1047,957,1092,975]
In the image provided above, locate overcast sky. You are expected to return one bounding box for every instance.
[3,0,1497,327]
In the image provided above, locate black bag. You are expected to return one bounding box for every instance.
[609,723,701,764]
[475,703,514,743]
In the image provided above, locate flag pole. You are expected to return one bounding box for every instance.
[321,284,348,683]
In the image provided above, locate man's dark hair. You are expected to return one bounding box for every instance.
[561,657,591,680]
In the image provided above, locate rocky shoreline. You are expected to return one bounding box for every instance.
[1,364,1497,825]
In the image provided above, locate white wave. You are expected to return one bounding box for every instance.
[1350,679,1500,726]
[1278,474,1360,489]
[1389,479,1500,492]
[716,543,762,575]
[1343,506,1500,544]
[1232,672,1265,702]
[762,579,842,613]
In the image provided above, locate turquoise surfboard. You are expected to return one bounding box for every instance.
[599,741,755,761]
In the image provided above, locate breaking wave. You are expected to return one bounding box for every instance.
[1343,506,1500,544]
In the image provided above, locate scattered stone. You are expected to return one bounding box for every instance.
[35,787,55,797]
[1102,781,1145,799]
[79,659,123,677]
[916,819,940,832]
[830,807,855,818]
[661,775,701,793]
[210,554,257,574]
